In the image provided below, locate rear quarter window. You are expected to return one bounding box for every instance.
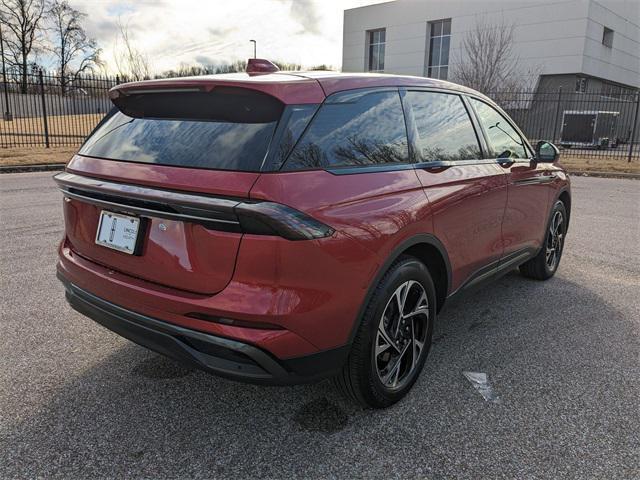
[283,90,409,170]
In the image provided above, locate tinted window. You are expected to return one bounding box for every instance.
[470,98,527,159]
[284,90,409,170]
[270,105,318,169]
[407,91,481,161]
[111,87,283,123]
[80,89,283,171]
[80,112,276,171]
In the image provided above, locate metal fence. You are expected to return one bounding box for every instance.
[1,71,117,147]
[488,89,640,163]
[1,71,639,163]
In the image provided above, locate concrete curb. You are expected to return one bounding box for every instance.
[0,163,66,174]
[567,170,640,180]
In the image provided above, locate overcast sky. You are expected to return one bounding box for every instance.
[65,0,390,74]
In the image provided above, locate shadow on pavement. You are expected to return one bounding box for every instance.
[2,272,638,479]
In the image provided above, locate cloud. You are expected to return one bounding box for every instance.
[207,26,237,38]
[105,3,136,17]
[289,0,322,35]
[66,0,389,74]
[194,55,216,66]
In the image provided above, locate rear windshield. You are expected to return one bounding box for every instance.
[79,88,283,172]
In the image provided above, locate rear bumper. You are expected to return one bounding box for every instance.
[59,273,349,385]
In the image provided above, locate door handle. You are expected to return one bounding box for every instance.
[419,161,451,172]
[496,158,515,167]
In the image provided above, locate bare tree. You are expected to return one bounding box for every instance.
[309,64,334,71]
[450,18,526,94]
[48,0,101,95]
[216,59,247,73]
[160,63,210,79]
[272,60,301,71]
[113,19,150,81]
[0,0,46,93]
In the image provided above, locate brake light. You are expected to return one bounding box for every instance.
[235,202,334,240]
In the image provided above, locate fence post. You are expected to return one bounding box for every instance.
[38,69,50,148]
[1,24,12,121]
[628,92,640,163]
[552,87,562,144]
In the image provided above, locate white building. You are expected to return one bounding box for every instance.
[342,0,640,93]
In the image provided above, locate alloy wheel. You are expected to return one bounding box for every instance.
[546,210,564,270]
[375,280,429,390]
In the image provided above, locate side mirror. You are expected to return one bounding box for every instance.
[535,141,559,163]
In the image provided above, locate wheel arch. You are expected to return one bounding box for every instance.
[347,234,451,344]
[403,242,449,314]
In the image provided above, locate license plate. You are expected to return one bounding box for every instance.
[95,211,141,255]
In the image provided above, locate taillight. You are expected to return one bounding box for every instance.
[235,202,334,240]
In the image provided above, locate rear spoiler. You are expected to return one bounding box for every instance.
[107,85,285,122]
[108,74,325,107]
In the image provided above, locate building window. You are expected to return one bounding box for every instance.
[367,29,386,72]
[575,77,588,93]
[601,82,634,100]
[426,19,451,80]
[602,27,614,48]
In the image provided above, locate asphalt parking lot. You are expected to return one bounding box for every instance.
[1,172,638,479]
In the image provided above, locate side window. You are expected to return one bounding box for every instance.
[469,98,528,159]
[283,90,409,170]
[270,105,319,169]
[407,91,481,161]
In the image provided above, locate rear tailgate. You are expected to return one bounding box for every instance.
[58,159,258,295]
[57,86,283,295]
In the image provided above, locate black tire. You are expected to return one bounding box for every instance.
[333,255,436,408]
[520,200,567,280]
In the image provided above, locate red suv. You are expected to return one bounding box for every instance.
[55,64,570,408]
